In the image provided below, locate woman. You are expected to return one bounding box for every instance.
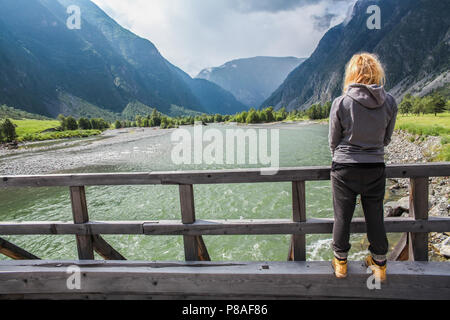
[328,53,398,281]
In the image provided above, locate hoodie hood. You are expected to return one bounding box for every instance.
[346,83,387,109]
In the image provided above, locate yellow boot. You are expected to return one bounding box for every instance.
[332,257,347,279]
[365,255,387,282]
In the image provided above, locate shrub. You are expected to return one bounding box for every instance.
[0,118,17,142]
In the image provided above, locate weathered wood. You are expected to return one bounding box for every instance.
[179,184,195,224]
[388,233,409,261]
[0,237,40,260]
[0,217,449,235]
[0,260,449,300]
[289,181,306,261]
[195,235,210,261]
[70,186,94,260]
[179,184,210,261]
[91,235,126,260]
[1,163,449,188]
[409,178,429,261]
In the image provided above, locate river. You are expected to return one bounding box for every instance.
[0,122,400,261]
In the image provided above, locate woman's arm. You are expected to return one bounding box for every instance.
[384,98,398,146]
[328,98,343,156]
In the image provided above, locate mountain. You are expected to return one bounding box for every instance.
[261,0,450,111]
[168,62,247,114]
[0,0,245,117]
[197,56,305,108]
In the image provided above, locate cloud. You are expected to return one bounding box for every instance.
[312,13,336,31]
[227,0,353,13]
[91,0,356,76]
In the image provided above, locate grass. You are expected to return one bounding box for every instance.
[10,119,102,142]
[395,112,450,161]
[11,119,60,137]
[395,112,450,136]
[18,129,102,142]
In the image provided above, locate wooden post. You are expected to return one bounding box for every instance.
[179,184,210,261]
[70,186,94,260]
[91,235,126,260]
[288,181,306,261]
[0,237,40,260]
[388,233,409,261]
[408,177,429,261]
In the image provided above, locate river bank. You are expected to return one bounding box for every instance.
[0,127,175,175]
[384,130,450,260]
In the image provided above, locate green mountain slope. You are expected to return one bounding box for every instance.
[0,0,245,117]
[261,0,450,111]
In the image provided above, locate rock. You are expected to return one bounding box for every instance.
[385,196,410,217]
[439,237,450,258]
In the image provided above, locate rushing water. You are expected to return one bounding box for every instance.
[0,123,400,261]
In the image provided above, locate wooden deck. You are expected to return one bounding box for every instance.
[0,260,448,300]
[0,163,449,299]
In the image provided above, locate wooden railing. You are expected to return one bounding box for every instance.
[0,163,449,299]
[0,162,449,262]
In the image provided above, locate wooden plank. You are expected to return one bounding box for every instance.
[70,186,94,260]
[0,217,449,235]
[195,235,211,261]
[388,233,409,261]
[0,237,40,260]
[179,184,195,224]
[91,235,126,260]
[179,184,210,261]
[1,163,448,188]
[0,260,449,299]
[289,181,306,261]
[409,178,429,261]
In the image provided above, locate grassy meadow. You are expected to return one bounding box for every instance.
[11,119,102,142]
[395,112,450,161]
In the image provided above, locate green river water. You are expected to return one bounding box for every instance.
[0,123,401,261]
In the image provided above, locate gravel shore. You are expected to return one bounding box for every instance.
[385,130,449,260]
[0,127,174,175]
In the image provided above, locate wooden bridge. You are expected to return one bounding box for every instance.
[0,163,449,299]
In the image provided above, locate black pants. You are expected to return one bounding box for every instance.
[330,165,388,261]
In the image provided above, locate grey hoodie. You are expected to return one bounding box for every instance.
[328,83,398,163]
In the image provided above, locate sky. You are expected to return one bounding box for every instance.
[91,0,356,77]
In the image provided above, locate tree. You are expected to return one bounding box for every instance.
[399,94,413,114]
[65,116,78,130]
[322,101,332,118]
[411,96,425,115]
[78,117,91,130]
[306,104,319,120]
[431,93,446,116]
[214,114,223,123]
[114,120,122,129]
[1,118,17,142]
[246,109,259,124]
[57,114,67,130]
[135,115,143,127]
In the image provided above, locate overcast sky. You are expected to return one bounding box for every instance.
[91,0,356,77]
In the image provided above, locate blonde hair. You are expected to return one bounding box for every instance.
[343,53,385,93]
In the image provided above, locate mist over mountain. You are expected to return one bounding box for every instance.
[197,56,305,108]
[0,0,245,117]
[262,0,450,111]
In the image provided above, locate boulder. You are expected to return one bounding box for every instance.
[385,197,410,217]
